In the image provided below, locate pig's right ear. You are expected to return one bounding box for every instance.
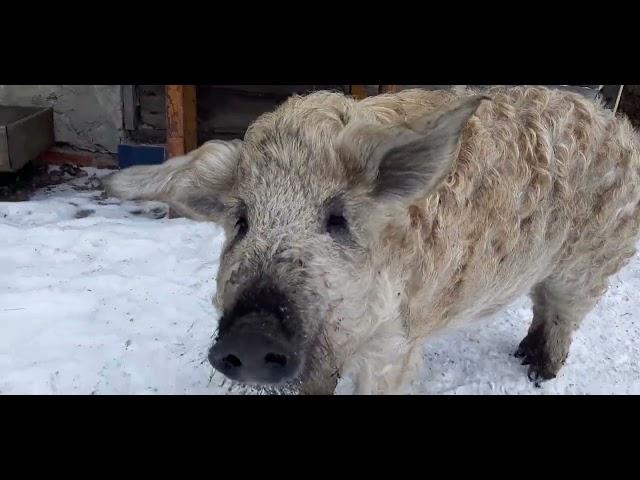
[102,139,241,222]
[339,95,488,202]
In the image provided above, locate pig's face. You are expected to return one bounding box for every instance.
[104,92,487,393]
[209,131,375,392]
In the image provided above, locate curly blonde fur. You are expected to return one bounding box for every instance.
[105,86,640,394]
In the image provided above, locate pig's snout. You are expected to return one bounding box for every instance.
[208,286,302,385]
[209,319,300,384]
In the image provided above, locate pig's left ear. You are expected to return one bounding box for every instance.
[340,95,489,201]
[102,139,242,222]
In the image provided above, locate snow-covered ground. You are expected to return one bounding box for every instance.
[1,168,639,395]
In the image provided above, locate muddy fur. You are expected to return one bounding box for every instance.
[104,86,640,394]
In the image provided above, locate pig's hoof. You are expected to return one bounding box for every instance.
[515,333,559,385]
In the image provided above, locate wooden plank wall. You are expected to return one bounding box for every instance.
[126,85,348,144]
[123,85,622,147]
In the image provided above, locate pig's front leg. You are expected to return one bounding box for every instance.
[351,337,422,395]
[300,372,339,395]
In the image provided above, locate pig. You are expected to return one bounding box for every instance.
[103,86,640,394]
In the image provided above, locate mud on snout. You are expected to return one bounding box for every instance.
[207,278,324,391]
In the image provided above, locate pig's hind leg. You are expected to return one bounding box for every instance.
[516,237,637,384]
[515,281,596,384]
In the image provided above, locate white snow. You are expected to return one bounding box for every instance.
[1,168,639,395]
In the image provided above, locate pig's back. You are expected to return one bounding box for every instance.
[365,87,640,334]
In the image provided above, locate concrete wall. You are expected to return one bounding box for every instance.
[0,85,123,153]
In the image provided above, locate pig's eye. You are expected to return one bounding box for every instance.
[326,214,349,237]
[235,217,248,238]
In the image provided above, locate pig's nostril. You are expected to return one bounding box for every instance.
[223,354,242,368]
[264,352,287,367]
[210,329,299,384]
